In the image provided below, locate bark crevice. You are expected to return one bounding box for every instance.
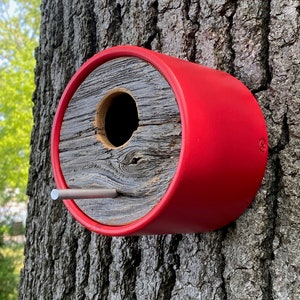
[225,0,237,75]
[184,0,200,62]
[117,237,141,300]
[142,0,159,49]
[157,235,182,299]
[106,1,122,46]
[262,114,290,300]
[253,0,272,93]
[220,228,230,299]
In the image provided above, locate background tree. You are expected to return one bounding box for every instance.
[20,0,300,299]
[0,0,40,203]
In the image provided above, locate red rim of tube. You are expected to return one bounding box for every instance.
[51,45,188,236]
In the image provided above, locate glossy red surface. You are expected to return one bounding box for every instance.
[51,45,268,236]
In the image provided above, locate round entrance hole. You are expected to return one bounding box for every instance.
[95,88,139,148]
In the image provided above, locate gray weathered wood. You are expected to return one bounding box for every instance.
[59,57,181,225]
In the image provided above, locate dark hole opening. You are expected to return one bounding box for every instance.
[105,93,139,147]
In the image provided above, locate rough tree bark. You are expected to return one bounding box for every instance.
[19,0,300,299]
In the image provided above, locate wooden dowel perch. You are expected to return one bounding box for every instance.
[51,189,118,200]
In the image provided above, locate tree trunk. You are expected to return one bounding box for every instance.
[19,0,300,299]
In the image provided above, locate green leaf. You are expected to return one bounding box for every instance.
[0,0,40,204]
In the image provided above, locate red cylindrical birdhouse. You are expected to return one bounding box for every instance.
[51,45,268,236]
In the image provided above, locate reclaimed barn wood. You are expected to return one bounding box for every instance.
[59,57,181,225]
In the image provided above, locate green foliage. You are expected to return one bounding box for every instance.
[0,0,40,204]
[0,223,9,246]
[0,243,24,300]
[0,216,25,246]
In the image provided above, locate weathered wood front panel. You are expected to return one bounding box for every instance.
[59,57,181,225]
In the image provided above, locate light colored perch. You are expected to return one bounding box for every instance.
[51,189,118,200]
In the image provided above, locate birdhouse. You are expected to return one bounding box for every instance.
[51,45,268,236]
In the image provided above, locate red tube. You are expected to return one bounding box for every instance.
[51,45,268,236]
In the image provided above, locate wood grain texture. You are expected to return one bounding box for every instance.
[59,57,181,225]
